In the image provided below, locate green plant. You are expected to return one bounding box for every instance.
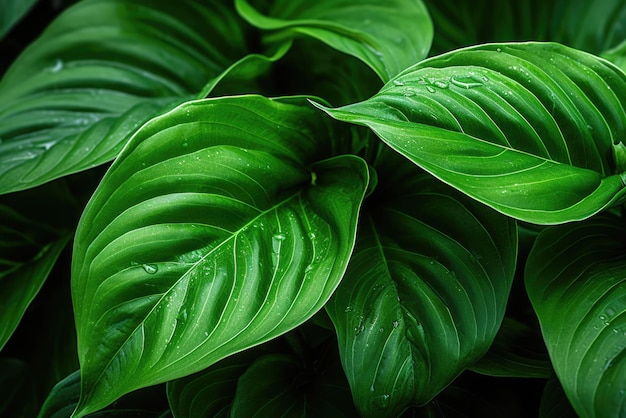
[2,0,626,417]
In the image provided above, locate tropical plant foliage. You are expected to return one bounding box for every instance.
[1,0,626,417]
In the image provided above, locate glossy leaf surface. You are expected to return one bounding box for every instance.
[71,96,368,417]
[326,172,516,416]
[0,0,249,195]
[235,0,433,82]
[526,216,626,417]
[319,42,626,224]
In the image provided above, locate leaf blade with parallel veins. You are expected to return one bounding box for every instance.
[70,95,368,417]
[317,42,626,224]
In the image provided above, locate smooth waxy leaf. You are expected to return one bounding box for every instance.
[0,0,38,40]
[326,171,517,416]
[235,0,433,82]
[318,42,626,224]
[526,216,626,417]
[0,0,250,195]
[71,95,368,417]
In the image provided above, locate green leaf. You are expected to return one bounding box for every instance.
[235,0,433,82]
[0,205,70,350]
[318,42,626,224]
[200,41,293,99]
[38,370,171,418]
[0,0,251,195]
[266,37,382,107]
[168,323,348,418]
[0,0,38,40]
[525,216,626,417]
[230,351,356,417]
[326,171,517,416]
[167,348,265,418]
[424,0,626,55]
[469,317,552,378]
[71,95,369,417]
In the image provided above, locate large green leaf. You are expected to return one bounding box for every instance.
[235,0,433,82]
[526,216,626,417]
[0,0,38,40]
[71,96,368,417]
[424,0,626,55]
[326,171,517,416]
[0,0,250,195]
[317,42,626,224]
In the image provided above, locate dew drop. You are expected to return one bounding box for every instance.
[426,86,436,93]
[433,80,449,89]
[496,47,502,52]
[393,79,405,86]
[393,320,400,329]
[345,306,353,313]
[49,59,63,73]
[379,327,385,333]
[142,264,158,274]
[450,74,486,89]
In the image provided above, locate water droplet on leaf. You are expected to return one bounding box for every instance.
[142,264,158,274]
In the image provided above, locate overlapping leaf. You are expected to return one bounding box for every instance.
[539,374,578,418]
[38,370,170,418]
[0,0,250,195]
[526,216,626,417]
[469,317,552,378]
[424,0,626,55]
[318,42,626,224]
[326,171,516,416]
[0,203,70,350]
[235,0,433,82]
[71,95,368,417]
